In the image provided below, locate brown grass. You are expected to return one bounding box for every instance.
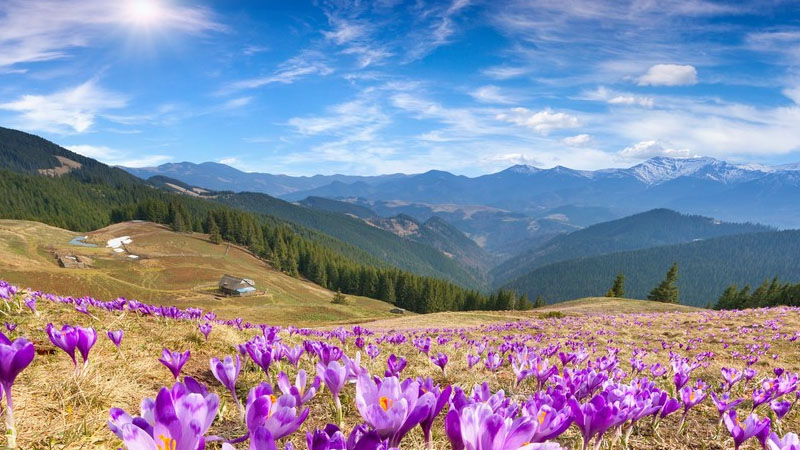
[2,286,798,449]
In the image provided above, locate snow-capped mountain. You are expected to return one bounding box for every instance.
[624,156,769,185]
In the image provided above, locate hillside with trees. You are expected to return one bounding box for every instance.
[492,208,773,285]
[503,231,800,307]
[0,127,523,313]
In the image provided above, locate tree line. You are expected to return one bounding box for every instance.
[714,277,800,309]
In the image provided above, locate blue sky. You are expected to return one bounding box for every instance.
[1,0,800,176]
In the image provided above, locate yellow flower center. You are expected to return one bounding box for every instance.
[157,435,177,450]
[380,396,393,411]
[538,411,547,425]
[690,392,694,402]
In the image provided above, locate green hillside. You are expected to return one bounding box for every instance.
[492,208,773,285]
[215,192,484,289]
[503,230,800,307]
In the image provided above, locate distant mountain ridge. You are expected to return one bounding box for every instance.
[123,161,408,196]
[491,208,775,286]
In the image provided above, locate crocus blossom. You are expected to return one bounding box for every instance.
[158,348,190,380]
[0,331,35,448]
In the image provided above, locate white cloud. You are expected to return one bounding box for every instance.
[224,51,333,92]
[222,97,252,109]
[288,99,388,138]
[562,134,591,146]
[0,79,127,133]
[470,85,515,104]
[495,107,579,134]
[218,157,240,166]
[618,140,694,159]
[608,95,654,108]
[482,65,529,80]
[67,144,170,167]
[0,0,224,68]
[583,87,654,108]
[638,64,698,86]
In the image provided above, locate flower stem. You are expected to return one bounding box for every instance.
[335,395,343,428]
[5,390,16,448]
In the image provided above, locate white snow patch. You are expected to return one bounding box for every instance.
[113,248,124,253]
[107,236,132,249]
[128,255,139,259]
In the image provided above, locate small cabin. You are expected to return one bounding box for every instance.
[218,275,256,297]
[56,254,93,269]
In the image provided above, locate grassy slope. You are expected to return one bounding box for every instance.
[355,297,699,330]
[4,284,798,449]
[0,219,398,326]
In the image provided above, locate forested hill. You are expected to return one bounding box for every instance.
[502,230,800,307]
[491,208,773,286]
[214,192,485,289]
[0,126,523,313]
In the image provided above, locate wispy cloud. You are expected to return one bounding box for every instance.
[495,107,580,135]
[618,140,694,159]
[223,51,333,92]
[0,79,127,133]
[470,85,516,104]
[0,0,224,68]
[67,144,171,167]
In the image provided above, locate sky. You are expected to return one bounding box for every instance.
[1,0,800,176]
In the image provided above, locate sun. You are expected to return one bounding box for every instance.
[125,0,163,25]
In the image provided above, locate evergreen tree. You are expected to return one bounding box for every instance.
[517,293,532,310]
[611,273,625,297]
[207,214,222,244]
[647,262,679,303]
[533,294,546,308]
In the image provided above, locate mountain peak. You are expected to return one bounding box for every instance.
[628,156,764,185]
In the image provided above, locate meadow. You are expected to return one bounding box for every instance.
[1,278,798,450]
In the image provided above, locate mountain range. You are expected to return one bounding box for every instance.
[4,125,800,308]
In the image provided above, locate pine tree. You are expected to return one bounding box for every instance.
[533,294,546,308]
[208,216,222,244]
[610,273,625,297]
[648,262,679,303]
[517,293,532,310]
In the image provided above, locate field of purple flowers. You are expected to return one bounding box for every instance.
[1,279,799,449]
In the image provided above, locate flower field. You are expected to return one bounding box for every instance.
[1,279,799,449]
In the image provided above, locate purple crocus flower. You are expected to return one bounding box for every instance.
[456,402,536,450]
[416,378,452,448]
[307,424,347,450]
[711,392,744,422]
[46,323,78,366]
[721,367,743,390]
[355,373,435,447]
[771,399,792,421]
[109,378,219,450]
[211,355,243,418]
[198,323,212,341]
[431,352,448,375]
[4,322,16,332]
[568,395,620,450]
[466,354,480,369]
[366,344,380,360]
[346,423,388,450]
[724,410,771,450]
[767,432,800,450]
[23,297,36,314]
[385,354,407,377]
[0,331,35,448]
[283,345,305,367]
[158,348,190,380]
[46,323,95,369]
[523,401,574,443]
[107,330,124,350]
[75,326,97,368]
[317,360,347,425]
[245,384,310,440]
[278,370,320,407]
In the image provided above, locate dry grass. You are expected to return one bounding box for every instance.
[0,220,399,326]
[3,285,799,449]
